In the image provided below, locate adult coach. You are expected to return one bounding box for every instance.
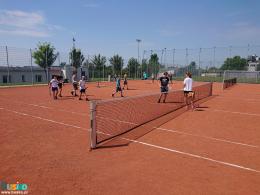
[183,72,195,110]
[158,72,170,103]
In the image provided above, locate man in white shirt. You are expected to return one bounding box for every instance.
[183,72,195,110]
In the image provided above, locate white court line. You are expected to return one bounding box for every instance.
[1,106,260,174]
[28,103,87,116]
[212,109,260,117]
[1,98,259,149]
[0,107,88,132]
[157,127,259,148]
[215,96,260,102]
[0,97,88,116]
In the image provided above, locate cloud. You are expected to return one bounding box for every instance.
[222,22,260,41]
[0,29,49,37]
[0,10,62,37]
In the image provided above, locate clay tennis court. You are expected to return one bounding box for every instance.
[0,80,260,194]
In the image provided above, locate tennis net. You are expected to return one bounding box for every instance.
[223,78,237,89]
[90,82,213,149]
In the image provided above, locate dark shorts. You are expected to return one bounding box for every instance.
[184,91,192,94]
[58,83,62,88]
[184,91,194,97]
[116,87,122,92]
[160,86,168,93]
[124,80,127,85]
[52,87,58,92]
[73,83,78,90]
[80,88,86,93]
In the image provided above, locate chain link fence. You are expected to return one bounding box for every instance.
[0,45,260,86]
[143,45,260,82]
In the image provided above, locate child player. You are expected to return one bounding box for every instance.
[71,73,78,96]
[79,76,88,101]
[49,75,59,100]
[112,75,124,97]
[123,73,128,90]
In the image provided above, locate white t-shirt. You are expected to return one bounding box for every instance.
[50,79,58,88]
[183,77,193,91]
[79,80,86,90]
[72,75,77,83]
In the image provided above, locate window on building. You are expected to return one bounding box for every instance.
[3,75,7,83]
[35,75,42,82]
[2,75,11,83]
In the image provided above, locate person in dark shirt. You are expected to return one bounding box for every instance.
[158,72,170,103]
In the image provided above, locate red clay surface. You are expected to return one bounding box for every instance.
[0,80,260,195]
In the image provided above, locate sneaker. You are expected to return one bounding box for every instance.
[71,91,74,96]
[79,98,82,100]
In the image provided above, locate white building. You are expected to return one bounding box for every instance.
[0,65,88,84]
[248,55,259,71]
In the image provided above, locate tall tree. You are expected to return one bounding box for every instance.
[33,42,58,80]
[220,56,247,70]
[70,48,85,71]
[91,54,107,79]
[127,58,139,78]
[141,59,148,74]
[109,54,124,76]
[149,54,160,75]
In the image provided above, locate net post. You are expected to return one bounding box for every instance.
[90,101,97,149]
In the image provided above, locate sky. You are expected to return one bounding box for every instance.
[0,0,260,66]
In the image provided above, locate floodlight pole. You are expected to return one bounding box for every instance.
[164,48,167,70]
[5,46,10,83]
[136,39,141,79]
[142,50,146,76]
[172,48,175,68]
[213,46,216,67]
[149,50,153,75]
[185,48,188,66]
[199,48,201,76]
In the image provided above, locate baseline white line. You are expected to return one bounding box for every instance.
[1,107,260,174]
[0,107,89,132]
[156,127,259,148]
[0,97,88,116]
[212,109,260,117]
